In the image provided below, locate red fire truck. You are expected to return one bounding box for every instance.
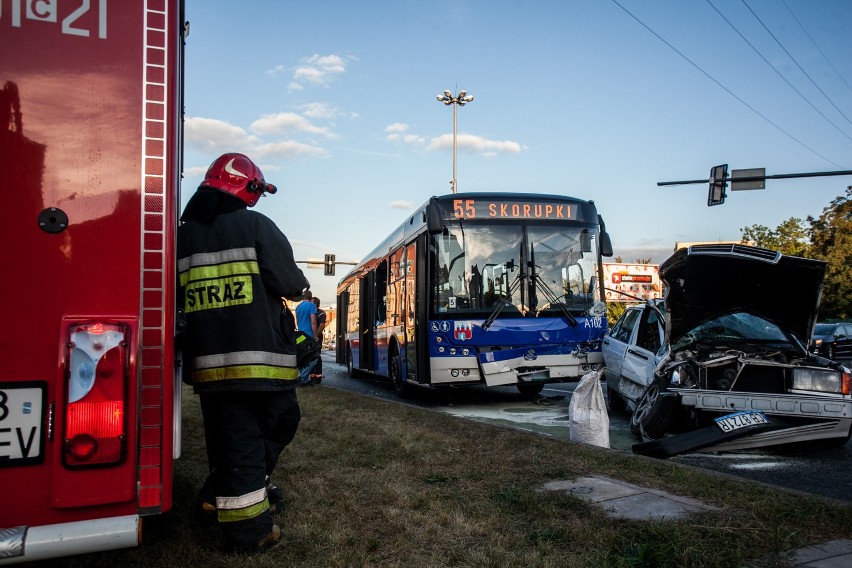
[0,1,184,562]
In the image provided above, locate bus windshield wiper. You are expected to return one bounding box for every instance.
[482,265,523,330]
[529,244,577,327]
[483,244,528,331]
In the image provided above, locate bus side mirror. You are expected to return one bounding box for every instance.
[597,214,614,257]
[426,197,444,235]
[600,231,614,257]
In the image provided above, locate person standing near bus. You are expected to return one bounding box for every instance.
[177,152,309,553]
[295,290,318,384]
[310,296,327,383]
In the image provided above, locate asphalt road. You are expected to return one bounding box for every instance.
[311,351,852,503]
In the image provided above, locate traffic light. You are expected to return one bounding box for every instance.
[324,253,335,276]
[707,164,728,206]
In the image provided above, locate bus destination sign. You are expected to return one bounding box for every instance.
[451,199,576,221]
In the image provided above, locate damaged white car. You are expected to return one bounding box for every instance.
[603,244,851,457]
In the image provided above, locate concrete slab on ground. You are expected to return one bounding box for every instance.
[542,476,852,568]
[783,539,852,568]
[541,475,718,521]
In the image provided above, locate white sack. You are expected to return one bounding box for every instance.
[568,369,610,448]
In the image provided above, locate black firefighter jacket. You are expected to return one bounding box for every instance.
[177,190,309,393]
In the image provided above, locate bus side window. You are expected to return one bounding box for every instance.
[376,261,388,326]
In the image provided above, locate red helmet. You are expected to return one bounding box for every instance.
[200,152,278,207]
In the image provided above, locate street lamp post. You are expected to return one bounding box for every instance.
[436,89,473,194]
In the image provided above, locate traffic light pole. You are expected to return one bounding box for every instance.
[295,255,358,277]
[658,169,852,187]
[659,167,852,206]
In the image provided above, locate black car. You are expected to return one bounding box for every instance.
[810,322,852,360]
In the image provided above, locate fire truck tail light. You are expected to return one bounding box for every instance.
[67,433,98,461]
[64,323,129,467]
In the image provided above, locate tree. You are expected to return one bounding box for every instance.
[807,187,852,319]
[740,187,851,320]
[740,217,811,257]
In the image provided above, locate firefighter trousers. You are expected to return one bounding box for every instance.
[198,389,301,546]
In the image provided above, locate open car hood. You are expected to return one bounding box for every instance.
[659,244,826,346]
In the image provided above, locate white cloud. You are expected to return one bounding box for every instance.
[301,102,337,120]
[390,200,414,209]
[185,115,328,162]
[289,53,349,90]
[428,133,522,156]
[387,133,425,144]
[250,112,336,138]
[183,165,208,177]
[254,140,329,159]
[383,123,515,153]
[385,122,408,133]
[385,123,424,145]
[184,116,259,154]
[266,64,286,77]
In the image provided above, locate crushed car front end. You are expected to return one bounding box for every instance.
[665,348,851,450]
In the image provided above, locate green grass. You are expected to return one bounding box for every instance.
[40,386,851,567]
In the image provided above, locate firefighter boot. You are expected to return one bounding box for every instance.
[267,482,284,515]
[231,524,281,554]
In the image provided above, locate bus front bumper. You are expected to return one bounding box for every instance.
[430,351,603,386]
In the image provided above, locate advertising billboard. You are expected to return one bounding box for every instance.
[603,263,662,302]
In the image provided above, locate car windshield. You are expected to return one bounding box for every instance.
[432,221,601,316]
[814,323,836,335]
[670,311,795,352]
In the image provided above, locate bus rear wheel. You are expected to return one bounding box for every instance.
[390,349,408,397]
[346,345,357,378]
[517,383,544,396]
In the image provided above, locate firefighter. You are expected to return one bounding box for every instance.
[177,152,309,553]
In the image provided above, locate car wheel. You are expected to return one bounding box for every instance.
[517,383,545,396]
[629,382,677,438]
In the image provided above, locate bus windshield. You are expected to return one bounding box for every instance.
[433,221,602,316]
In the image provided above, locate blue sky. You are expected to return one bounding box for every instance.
[181,0,852,305]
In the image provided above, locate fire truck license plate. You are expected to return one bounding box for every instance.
[0,383,46,466]
[714,410,768,433]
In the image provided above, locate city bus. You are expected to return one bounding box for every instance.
[335,193,614,396]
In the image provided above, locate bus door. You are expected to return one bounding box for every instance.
[359,273,375,371]
[414,234,431,384]
[336,289,348,365]
[373,260,389,375]
[403,242,418,382]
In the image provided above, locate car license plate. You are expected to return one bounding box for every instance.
[714,410,769,433]
[0,382,46,467]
